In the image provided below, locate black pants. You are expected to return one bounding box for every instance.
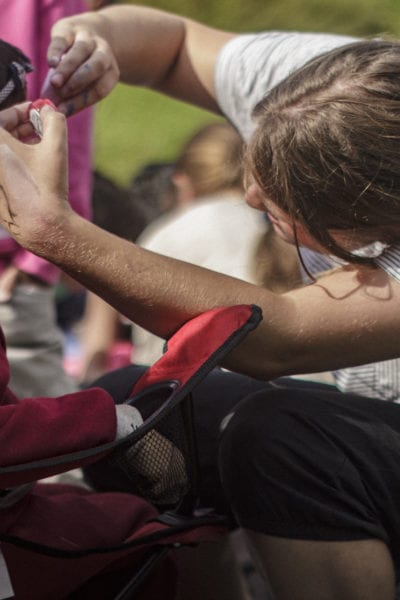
[86,366,400,565]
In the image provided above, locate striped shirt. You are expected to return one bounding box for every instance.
[301,246,400,402]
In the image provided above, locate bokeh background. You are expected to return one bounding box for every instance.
[94,0,400,185]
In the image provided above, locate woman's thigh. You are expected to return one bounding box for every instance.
[219,385,400,564]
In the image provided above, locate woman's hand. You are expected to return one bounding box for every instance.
[0,104,71,252]
[46,15,120,116]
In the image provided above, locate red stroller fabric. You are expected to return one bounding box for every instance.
[0,304,262,599]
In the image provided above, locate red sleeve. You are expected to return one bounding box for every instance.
[0,386,117,484]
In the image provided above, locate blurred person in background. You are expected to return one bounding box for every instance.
[133,122,300,364]
[78,166,178,385]
[128,161,180,224]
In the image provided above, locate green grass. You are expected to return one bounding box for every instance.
[94,0,400,185]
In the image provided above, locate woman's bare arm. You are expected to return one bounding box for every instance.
[0,102,399,381]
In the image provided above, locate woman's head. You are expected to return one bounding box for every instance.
[175,122,244,198]
[246,39,400,263]
[0,40,32,108]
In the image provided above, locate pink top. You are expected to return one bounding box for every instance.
[0,0,93,283]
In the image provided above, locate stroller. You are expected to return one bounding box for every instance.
[0,303,262,599]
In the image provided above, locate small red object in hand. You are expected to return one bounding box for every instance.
[29,99,57,138]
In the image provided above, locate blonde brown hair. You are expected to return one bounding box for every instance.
[177,122,244,197]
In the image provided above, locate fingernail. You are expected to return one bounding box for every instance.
[57,103,68,115]
[57,102,74,117]
[48,56,59,68]
[50,73,64,87]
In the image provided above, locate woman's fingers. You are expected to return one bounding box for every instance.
[36,106,69,199]
[0,142,38,241]
[40,105,67,151]
[0,104,69,247]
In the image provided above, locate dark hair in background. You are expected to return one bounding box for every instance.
[0,39,32,108]
[129,162,178,224]
[176,122,244,197]
[57,170,146,332]
[92,170,148,241]
[246,39,400,264]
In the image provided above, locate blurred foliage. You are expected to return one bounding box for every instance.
[94,0,400,185]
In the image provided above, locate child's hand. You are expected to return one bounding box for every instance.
[47,18,119,116]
